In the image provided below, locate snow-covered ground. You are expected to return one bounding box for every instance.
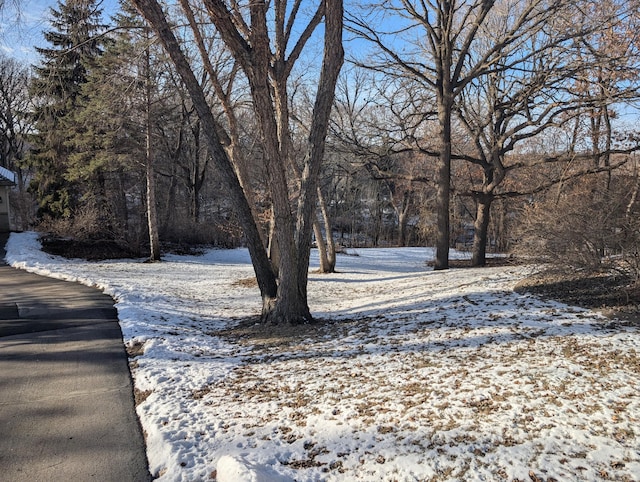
[5,232,640,482]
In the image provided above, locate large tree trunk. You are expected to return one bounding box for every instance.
[267,0,344,322]
[134,0,342,324]
[299,17,343,244]
[244,0,308,324]
[266,210,281,277]
[434,89,452,270]
[471,194,493,267]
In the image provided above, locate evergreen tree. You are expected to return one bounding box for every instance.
[66,1,141,185]
[26,0,106,219]
[69,1,180,257]
[63,5,134,239]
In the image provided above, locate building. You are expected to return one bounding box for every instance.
[0,166,16,232]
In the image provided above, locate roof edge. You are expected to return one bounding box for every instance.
[0,166,16,186]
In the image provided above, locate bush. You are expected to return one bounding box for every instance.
[515,172,640,281]
[37,204,117,242]
[161,217,243,249]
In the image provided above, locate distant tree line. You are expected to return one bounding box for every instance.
[1,0,640,322]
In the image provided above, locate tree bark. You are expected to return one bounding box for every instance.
[471,195,493,267]
[434,89,452,270]
[145,143,161,261]
[313,219,330,273]
[269,0,344,322]
[134,0,342,324]
[300,6,343,233]
[267,210,281,277]
[317,186,336,272]
[229,0,308,324]
[144,44,161,262]
[307,187,336,273]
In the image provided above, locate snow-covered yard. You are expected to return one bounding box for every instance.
[5,232,640,481]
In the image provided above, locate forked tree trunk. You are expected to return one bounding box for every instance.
[264,0,344,323]
[242,0,309,324]
[133,0,342,324]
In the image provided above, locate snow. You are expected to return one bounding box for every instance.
[0,165,16,184]
[5,231,640,481]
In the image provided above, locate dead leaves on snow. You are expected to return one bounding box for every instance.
[189,309,640,480]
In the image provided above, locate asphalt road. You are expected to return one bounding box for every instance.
[0,233,151,481]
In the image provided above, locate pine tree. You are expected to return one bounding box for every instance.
[68,1,173,258]
[26,0,106,219]
[66,1,141,186]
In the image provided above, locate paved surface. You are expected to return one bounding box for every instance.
[0,233,151,481]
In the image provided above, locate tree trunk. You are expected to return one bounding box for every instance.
[313,220,329,273]
[268,0,343,323]
[190,120,202,223]
[133,0,342,324]
[315,186,336,273]
[266,209,281,277]
[395,189,411,247]
[145,146,161,261]
[114,170,129,241]
[398,210,408,247]
[191,182,200,222]
[144,43,161,262]
[603,104,612,190]
[471,195,493,267]
[163,163,178,229]
[242,0,309,324]
[434,89,452,270]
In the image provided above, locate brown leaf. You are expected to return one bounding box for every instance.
[529,470,542,482]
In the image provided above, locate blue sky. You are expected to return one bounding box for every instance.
[0,0,52,62]
[0,0,118,65]
[0,0,367,67]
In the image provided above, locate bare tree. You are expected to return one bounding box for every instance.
[142,39,161,262]
[349,0,612,269]
[331,69,437,246]
[0,54,33,228]
[0,55,29,173]
[0,0,18,13]
[453,0,640,265]
[131,0,343,324]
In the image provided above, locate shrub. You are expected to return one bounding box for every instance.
[515,172,640,281]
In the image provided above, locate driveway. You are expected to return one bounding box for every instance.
[0,233,151,481]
